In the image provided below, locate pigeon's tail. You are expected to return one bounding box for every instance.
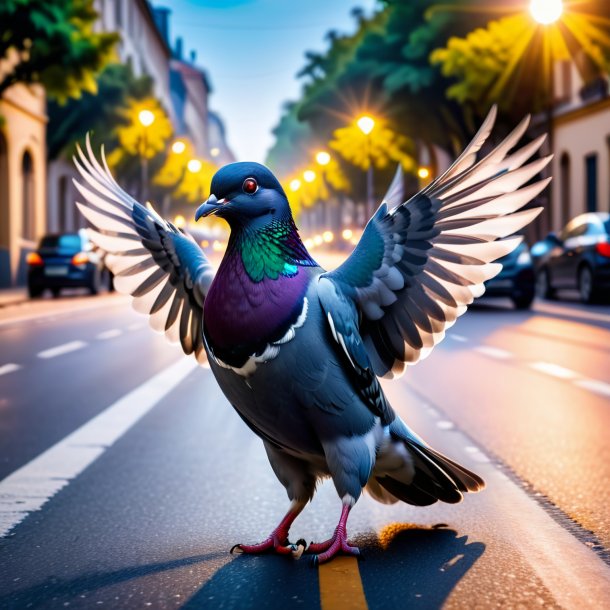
[367,421,485,507]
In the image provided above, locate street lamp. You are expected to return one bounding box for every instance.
[417,167,430,180]
[171,139,186,155]
[187,159,202,173]
[138,109,155,202]
[530,0,562,234]
[315,151,331,166]
[529,0,562,25]
[303,170,316,183]
[289,179,301,192]
[357,115,375,220]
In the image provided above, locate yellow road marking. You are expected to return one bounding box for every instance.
[319,556,368,610]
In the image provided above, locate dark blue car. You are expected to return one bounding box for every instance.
[532,213,610,303]
[483,241,536,309]
[26,232,104,298]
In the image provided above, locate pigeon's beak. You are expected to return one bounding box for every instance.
[195,194,225,220]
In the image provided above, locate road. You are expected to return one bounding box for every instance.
[0,287,609,609]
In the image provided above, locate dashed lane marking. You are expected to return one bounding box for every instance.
[37,340,87,359]
[528,361,579,380]
[96,329,122,340]
[574,379,610,398]
[449,334,468,342]
[0,363,21,376]
[319,556,368,610]
[474,345,512,359]
[0,357,196,538]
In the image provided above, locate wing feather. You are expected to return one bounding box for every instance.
[319,107,549,378]
[73,134,214,365]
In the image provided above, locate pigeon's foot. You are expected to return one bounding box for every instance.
[231,535,306,558]
[230,501,306,559]
[307,503,359,565]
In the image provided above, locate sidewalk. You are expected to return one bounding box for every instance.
[0,287,28,308]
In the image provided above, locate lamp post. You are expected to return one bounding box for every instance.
[138,109,155,202]
[357,115,375,222]
[315,150,332,232]
[530,0,563,234]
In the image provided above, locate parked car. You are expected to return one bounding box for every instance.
[532,212,610,303]
[26,232,104,298]
[483,241,536,309]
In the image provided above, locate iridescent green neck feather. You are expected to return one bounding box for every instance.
[230,217,317,282]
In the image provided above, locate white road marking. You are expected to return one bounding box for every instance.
[449,334,468,342]
[574,379,610,398]
[0,363,21,376]
[127,322,145,331]
[0,357,197,538]
[37,341,87,359]
[475,345,512,359]
[96,329,122,340]
[436,420,454,430]
[464,445,490,463]
[529,361,579,380]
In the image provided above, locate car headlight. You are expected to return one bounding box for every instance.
[516,250,532,266]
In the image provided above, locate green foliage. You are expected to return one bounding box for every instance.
[0,0,117,101]
[47,63,153,160]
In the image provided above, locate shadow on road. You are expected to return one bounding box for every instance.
[184,524,484,609]
[357,523,485,608]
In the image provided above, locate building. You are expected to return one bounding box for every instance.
[0,50,47,287]
[47,0,174,237]
[548,61,610,233]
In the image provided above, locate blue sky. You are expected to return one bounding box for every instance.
[160,0,378,163]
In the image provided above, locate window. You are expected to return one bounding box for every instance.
[559,152,570,227]
[21,151,35,240]
[585,153,598,213]
[58,176,68,231]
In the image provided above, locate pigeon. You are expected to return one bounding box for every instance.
[73,106,550,564]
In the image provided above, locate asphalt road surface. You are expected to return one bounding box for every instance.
[1,287,609,609]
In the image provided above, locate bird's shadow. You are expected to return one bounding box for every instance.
[185,523,485,609]
[0,525,484,609]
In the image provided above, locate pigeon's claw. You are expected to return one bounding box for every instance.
[307,504,359,565]
[308,531,360,565]
[231,534,304,557]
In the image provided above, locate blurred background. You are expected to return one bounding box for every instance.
[2,3,610,607]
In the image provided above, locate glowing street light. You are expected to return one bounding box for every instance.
[138,109,155,127]
[303,170,316,183]
[187,159,202,173]
[357,115,375,135]
[530,0,563,25]
[418,167,431,180]
[210,147,220,158]
[172,140,186,154]
[342,229,353,241]
[137,109,155,201]
[316,151,331,166]
[357,114,376,219]
[322,231,334,243]
[174,214,186,228]
[289,179,301,192]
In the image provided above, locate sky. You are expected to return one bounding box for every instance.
[160,0,378,163]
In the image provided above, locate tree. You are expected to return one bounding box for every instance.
[47,63,153,160]
[431,7,610,120]
[0,0,117,101]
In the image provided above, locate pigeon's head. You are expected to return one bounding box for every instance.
[195,162,290,229]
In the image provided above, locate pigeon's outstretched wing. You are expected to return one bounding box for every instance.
[73,135,214,365]
[319,107,550,379]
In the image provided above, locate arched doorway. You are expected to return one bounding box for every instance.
[21,150,35,241]
[559,152,571,228]
[0,132,10,286]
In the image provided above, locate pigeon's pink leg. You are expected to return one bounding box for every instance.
[308,503,360,565]
[231,500,306,556]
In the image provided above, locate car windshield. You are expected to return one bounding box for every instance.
[604,217,610,235]
[39,235,82,251]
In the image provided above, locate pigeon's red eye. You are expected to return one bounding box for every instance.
[243,178,258,194]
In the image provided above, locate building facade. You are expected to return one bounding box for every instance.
[549,61,610,233]
[47,0,174,237]
[0,51,47,287]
